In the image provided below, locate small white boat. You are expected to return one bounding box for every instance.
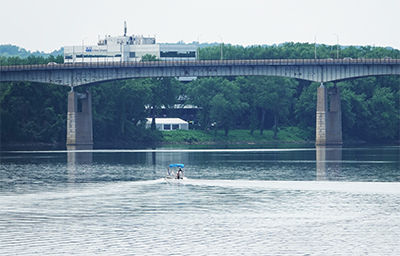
[165,164,185,180]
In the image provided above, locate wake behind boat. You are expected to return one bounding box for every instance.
[165,164,185,180]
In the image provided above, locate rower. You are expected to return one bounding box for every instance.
[177,168,183,179]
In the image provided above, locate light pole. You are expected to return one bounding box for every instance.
[82,37,87,63]
[334,33,339,59]
[218,35,223,60]
[314,33,318,59]
[197,34,201,60]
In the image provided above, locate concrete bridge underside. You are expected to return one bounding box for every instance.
[1,59,399,146]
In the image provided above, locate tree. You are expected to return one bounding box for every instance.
[186,77,221,129]
[148,78,182,130]
[116,80,152,135]
[338,88,369,140]
[238,76,297,137]
[209,80,248,137]
[141,54,159,61]
[236,76,259,134]
[187,77,248,136]
[294,82,319,139]
[259,77,297,138]
[365,87,399,140]
[90,79,153,142]
[0,81,68,143]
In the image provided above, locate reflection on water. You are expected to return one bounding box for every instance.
[316,145,342,181]
[146,149,190,167]
[67,145,93,183]
[54,144,399,183]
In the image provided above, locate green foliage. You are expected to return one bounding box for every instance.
[141,54,160,61]
[89,77,185,143]
[339,87,369,140]
[337,78,399,141]
[0,44,64,59]
[237,76,297,137]
[148,77,182,130]
[0,54,63,66]
[187,77,248,137]
[365,87,399,140]
[161,127,307,143]
[186,77,221,128]
[1,82,69,143]
[91,79,153,143]
[209,80,248,137]
[197,42,400,60]
[294,82,319,133]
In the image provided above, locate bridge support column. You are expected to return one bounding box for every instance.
[66,90,93,149]
[315,83,342,145]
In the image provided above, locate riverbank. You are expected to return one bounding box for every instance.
[0,127,311,150]
[5,127,393,150]
[160,127,313,144]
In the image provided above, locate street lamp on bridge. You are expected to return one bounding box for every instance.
[218,35,223,60]
[335,33,339,59]
[197,34,201,60]
[82,37,87,63]
[314,33,318,59]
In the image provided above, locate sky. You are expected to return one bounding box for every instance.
[0,0,399,53]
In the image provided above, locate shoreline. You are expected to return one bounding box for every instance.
[1,140,314,150]
[4,139,397,151]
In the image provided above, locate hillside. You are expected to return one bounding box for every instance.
[0,44,63,58]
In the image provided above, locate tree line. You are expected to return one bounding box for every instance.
[1,43,399,145]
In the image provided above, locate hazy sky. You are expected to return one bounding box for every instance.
[1,0,399,53]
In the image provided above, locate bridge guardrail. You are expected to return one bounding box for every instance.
[1,58,399,72]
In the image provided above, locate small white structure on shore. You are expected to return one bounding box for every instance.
[146,118,189,131]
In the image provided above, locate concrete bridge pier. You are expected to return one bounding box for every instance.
[315,83,342,145]
[66,90,93,149]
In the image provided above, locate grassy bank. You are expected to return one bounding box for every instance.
[161,127,312,144]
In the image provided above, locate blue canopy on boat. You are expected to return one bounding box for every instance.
[169,164,185,168]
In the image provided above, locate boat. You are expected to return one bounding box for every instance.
[165,164,185,180]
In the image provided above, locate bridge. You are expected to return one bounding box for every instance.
[1,58,399,147]
[1,59,399,86]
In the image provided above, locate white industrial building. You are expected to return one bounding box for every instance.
[64,23,197,63]
[146,118,189,131]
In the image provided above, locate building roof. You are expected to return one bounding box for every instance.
[146,118,188,124]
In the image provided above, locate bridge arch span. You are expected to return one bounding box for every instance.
[1,59,399,88]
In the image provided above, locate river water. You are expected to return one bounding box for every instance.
[0,144,399,255]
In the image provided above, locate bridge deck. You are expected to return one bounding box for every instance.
[1,58,399,85]
[1,58,399,72]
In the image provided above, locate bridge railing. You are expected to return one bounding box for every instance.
[1,58,399,71]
